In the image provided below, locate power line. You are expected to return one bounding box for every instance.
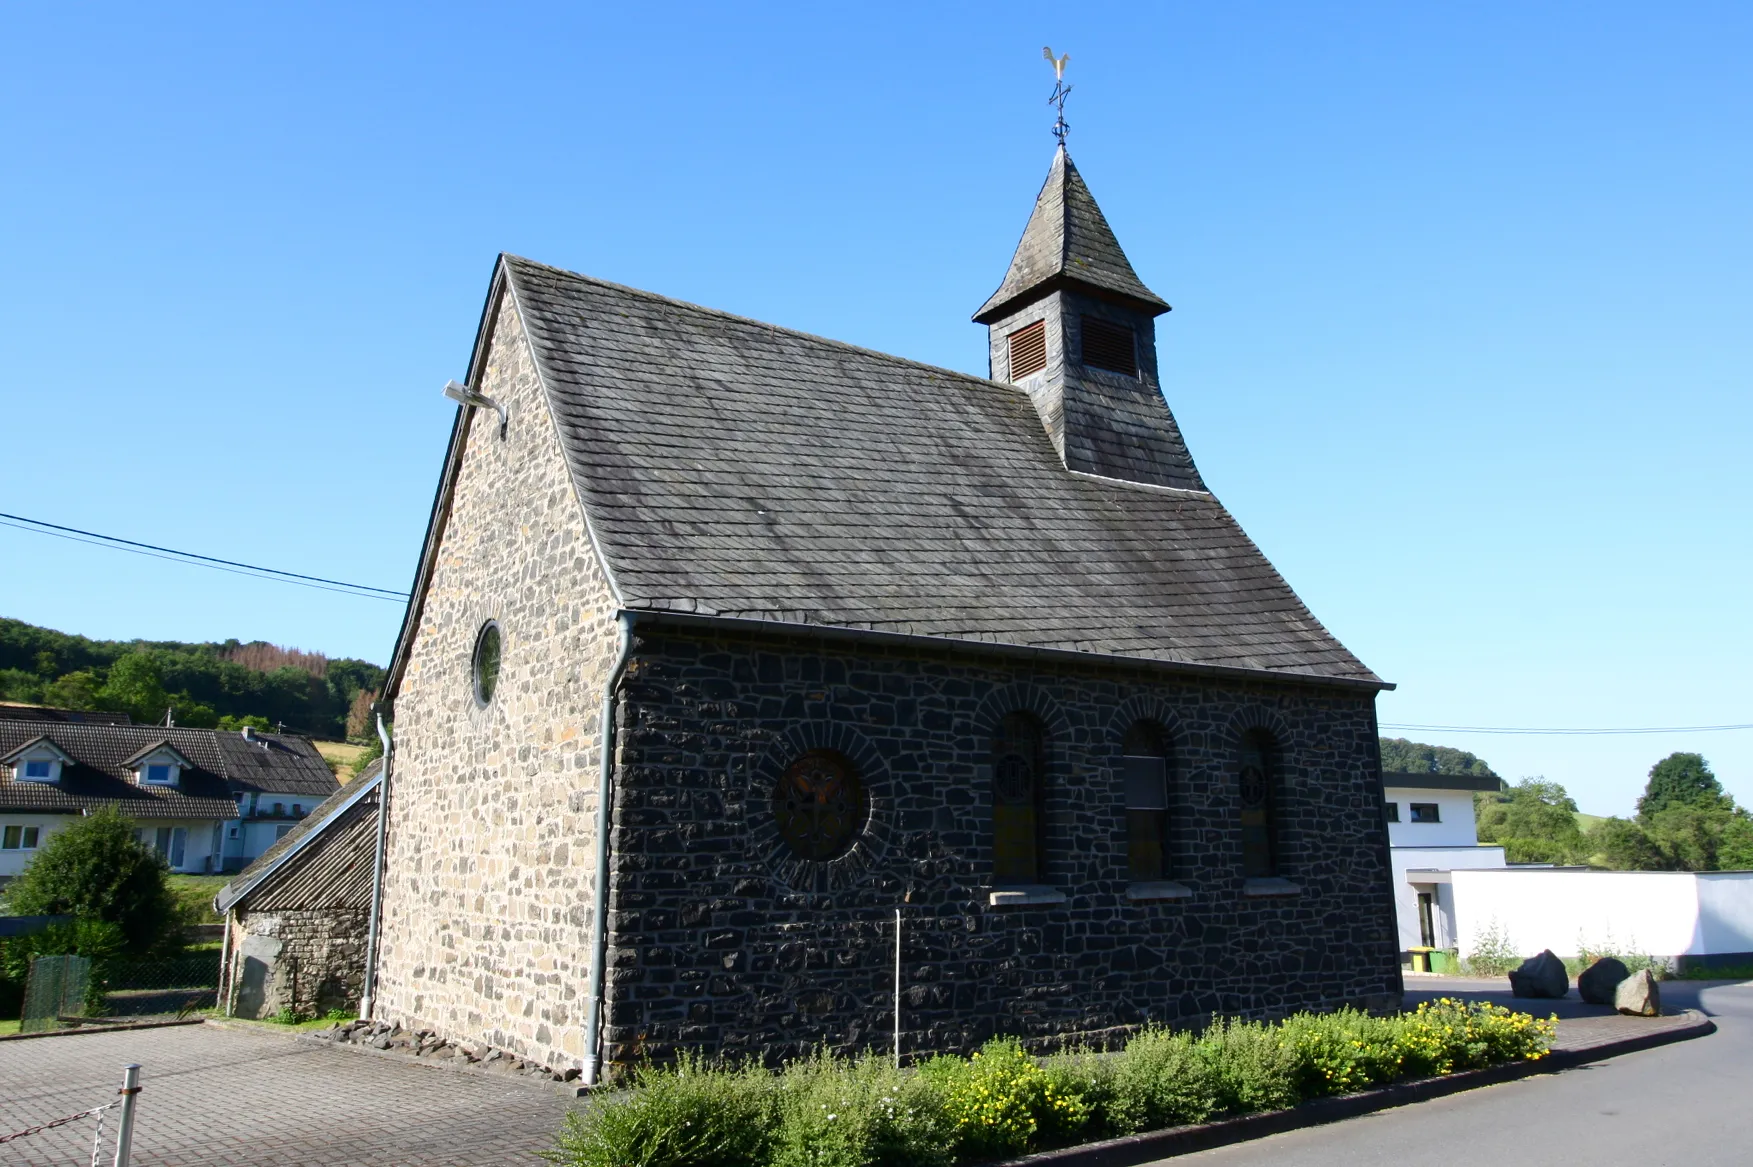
[0,512,410,603]
[1381,722,1753,736]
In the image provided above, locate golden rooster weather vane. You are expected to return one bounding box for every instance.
[1043,46,1072,146]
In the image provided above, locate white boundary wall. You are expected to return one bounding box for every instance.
[1451,868,1753,960]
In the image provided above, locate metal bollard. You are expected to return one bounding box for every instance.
[112,1065,140,1167]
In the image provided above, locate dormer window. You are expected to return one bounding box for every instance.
[5,737,72,784]
[123,742,192,789]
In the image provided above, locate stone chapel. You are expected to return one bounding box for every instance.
[370,145,1402,1083]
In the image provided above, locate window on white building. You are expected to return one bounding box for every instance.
[1410,803,1441,823]
[2,826,42,849]
[143,764,175,785]
[23,760,53,780]
[1384,802,1400,822]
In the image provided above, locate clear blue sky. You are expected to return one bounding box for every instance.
[2,3,1747,816]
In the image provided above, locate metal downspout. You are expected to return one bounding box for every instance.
[582,612,635,1087]
[359,714,393,1020]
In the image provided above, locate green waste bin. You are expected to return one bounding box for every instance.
[1429,949,1456,974]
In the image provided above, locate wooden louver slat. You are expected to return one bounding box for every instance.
[1081,317,1136,376]
[1006,319,1047,380]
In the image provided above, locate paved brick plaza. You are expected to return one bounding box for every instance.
[0,1022,573,1166]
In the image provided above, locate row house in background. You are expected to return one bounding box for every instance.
[0,717,339,878]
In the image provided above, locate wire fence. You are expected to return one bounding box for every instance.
[96,954,221,1018]
[18,953,221,1027]
[0,1064,141,1166]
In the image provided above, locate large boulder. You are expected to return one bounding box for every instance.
[1508,949,1570,999]
[1615,968,1662,1016]
[1578,956,1632,1005]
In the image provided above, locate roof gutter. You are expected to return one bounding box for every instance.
[581,611,635,1087]
[625,609,1394,693]
[359,714,394,1021]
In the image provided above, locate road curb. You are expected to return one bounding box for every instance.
[997,1010,1716,1167]
[0,1017,205,1042]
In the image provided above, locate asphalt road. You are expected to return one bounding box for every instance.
[1160,978,1753,1167]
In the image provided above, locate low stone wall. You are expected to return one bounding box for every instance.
[228,908,368,1019]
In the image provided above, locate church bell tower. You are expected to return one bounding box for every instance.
[974,146,1204,491]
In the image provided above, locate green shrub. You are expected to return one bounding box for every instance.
[544,1052,773,1167]
[1103,1028,1215,1133]
[1278,1009,1407,1097]
[1396,998,1554,1075]
[1462,918,1519,977]
[0,918,127,1015]
[769,1051,950,1167]
[918,1038,1087,1159]
[1195,1019,1300,1115]
[1040,1047,1116,1139]
[3,808,181,956]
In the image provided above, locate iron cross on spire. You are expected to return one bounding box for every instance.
[1043,46,1072,146]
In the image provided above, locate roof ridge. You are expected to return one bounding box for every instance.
[501,255,1028,402]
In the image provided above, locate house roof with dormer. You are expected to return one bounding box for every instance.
[0,721,336,818]
[973,147,1170,324]
[386,240,1384,693]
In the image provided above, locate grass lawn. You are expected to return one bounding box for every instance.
[314,740,371,779]
[1576,811,1607,831]
[168,874,231,924]
[0,1019,18,1035]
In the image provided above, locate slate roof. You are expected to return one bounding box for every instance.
[0,721,337,818]
[974,147,1170,323]
[477,256,1379,685]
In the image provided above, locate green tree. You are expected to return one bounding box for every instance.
[98,652,171,724]
[42,669,103,710]
[1586,816,1667,870]
[1476,778,1586,864]
[1379,738,1497,778]
[3,808,182,955]
[1637,753,1723,819]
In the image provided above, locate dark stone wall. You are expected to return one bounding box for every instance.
[602,625,1401,1069]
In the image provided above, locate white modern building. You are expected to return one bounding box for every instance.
[1385,770,1753,972]
[1384,771,1506,955]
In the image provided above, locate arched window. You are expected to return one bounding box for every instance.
[1238,730,1277,877]
[1122,721,1171,881]
[992,713,1046,883]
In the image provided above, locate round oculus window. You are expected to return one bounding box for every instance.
[773,750,866,862]
[472,621,502,706]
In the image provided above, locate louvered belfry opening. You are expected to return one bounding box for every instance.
[1006,319,1048,380]
[1081,317,1136,376]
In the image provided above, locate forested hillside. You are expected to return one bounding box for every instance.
[1378,737,1500,779]
[0,617,385,740]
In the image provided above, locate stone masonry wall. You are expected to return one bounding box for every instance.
[374,288,623,1072]
[228,909,368,1019]
[603,625,1400,1069]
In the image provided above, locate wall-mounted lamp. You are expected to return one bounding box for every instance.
[443,380,508,440]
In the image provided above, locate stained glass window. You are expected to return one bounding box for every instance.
[1123,721,1170,881]
[472,621,502,705]
[1239,730,1276,878]
[774,750,866,861]
[992,713,1046,883]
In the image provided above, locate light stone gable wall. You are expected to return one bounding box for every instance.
[373,289,621,1072]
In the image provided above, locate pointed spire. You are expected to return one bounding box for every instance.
[974,148,1169,324]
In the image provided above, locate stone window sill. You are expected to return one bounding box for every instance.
[1127,881,1193,902]
[1242,877,1302,898]
[988,886,1068,907]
